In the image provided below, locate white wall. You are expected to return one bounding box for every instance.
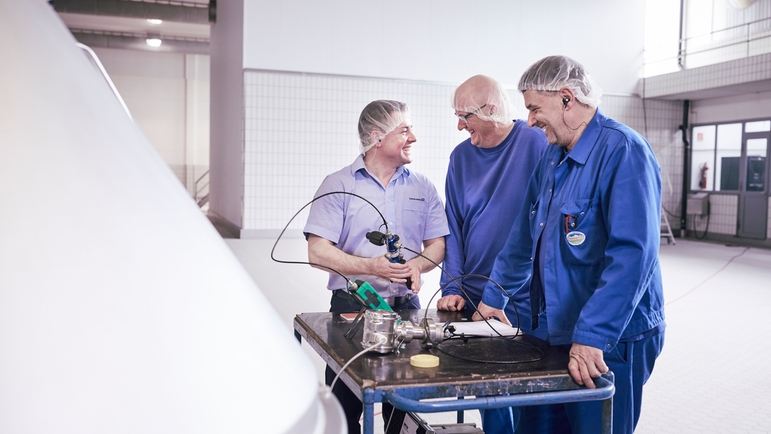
[238,71,686,237]
[91,48,210,194]
[242,0,646,95]
[684,0,771,40]
[232,0,650,236]
[241,71,467,236]
[185,55,212,193]
[692,90,771,124]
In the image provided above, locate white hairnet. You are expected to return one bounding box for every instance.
[518,55,602,108]
[452,75,514,124]
[358,100,410,155]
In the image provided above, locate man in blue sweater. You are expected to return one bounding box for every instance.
[476,55,666,434]
[437,75,549,434]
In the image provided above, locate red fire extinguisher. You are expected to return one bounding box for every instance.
[698,162,709,189]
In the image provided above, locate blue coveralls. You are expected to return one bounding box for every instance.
[482,109,666,434]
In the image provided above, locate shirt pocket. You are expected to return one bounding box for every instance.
[403,200,427,236]
[560,199,591,231]
[559,199,605,266]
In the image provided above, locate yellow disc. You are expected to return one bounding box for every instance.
[410,354,439,368]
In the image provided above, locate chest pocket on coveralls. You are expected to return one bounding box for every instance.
[559,199,602,266]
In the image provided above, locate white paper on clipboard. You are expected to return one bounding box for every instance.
[448,320,519,337]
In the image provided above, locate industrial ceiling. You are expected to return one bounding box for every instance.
[52,0,212,55]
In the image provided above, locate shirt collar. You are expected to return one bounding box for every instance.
[351,154,367,174]
[350,154,409,179]
[565,108,606,165]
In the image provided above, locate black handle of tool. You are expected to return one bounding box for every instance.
[399,259,413,291]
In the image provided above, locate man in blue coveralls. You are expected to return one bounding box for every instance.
[475,55,666,434]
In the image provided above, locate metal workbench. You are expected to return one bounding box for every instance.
[293,309,614,434]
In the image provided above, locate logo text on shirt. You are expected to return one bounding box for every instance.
[409,197,425,201]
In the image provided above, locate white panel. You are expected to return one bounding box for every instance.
[241,70,468,233]
[111,75,186,165]
[186,54,211,193]
[93,48,186,78]
[242,0,646,95]
[693,89,771,124]
[0,2,325,433]
[688,194,738,235]
[83,48,209,191]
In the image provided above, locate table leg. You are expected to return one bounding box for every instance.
[601,394,613,434]
[362,389,375,434]
[294,330,301,343]
[456,396,464,423]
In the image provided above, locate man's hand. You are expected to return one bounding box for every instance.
[407,266,421,294]
[437,295,466,311]
[403,236,445,294]
[470,301,512,326]
[370,255,413,285]
[567,343,609,389]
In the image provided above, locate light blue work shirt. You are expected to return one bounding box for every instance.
[482,109,665,351]
[304,155,449,297]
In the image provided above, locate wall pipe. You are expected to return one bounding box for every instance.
[680,100,691,236]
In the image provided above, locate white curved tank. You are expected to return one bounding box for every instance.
[0,1,343,433]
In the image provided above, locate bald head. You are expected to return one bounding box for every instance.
[452,75,516,148]
[452,75,514,125]
[453,75,494,106]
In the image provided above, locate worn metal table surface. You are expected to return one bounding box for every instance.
[294,309,614,434]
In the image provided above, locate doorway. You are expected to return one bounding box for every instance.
[691,120,769,240]
[737,132,768,239]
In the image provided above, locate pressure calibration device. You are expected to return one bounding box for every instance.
[360,309,444,354]
[344,279,445,353]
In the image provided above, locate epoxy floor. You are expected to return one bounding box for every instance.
[225,237,771,434]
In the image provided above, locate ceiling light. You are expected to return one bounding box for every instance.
[147,18,163,25]
[145,38,162,48]
[727,0,756,8]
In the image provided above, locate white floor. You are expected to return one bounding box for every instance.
[225,237,771,433]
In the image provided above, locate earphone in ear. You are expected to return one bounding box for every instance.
[562,97,570,107]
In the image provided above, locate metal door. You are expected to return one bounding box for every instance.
[737,134,768,239]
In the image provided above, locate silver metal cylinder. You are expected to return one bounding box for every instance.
[361,310,400,353]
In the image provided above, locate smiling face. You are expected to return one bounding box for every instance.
[523,90,573,148]
[454,103,499,148]
[453,75,513,149]
[376,119,416,167]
